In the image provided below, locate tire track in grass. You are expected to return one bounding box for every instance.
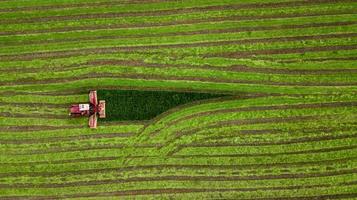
[0,157,355,178]
[0,168,355,188]
[1,0,351,24]
[1,33,356,62]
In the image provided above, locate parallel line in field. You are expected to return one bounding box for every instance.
[6,55,357,77]
[0,132,136,144]
[0,156,120,166]
[1,0,350,24]
[173,145,357,158]
[0,90,89,96]
[207,44,357,58]
[0,125,82,132]
[168,115,328,143]
[3,128,354,156]
[0,169,355,188]
[184,133,357,147]
[2,11,355,36]
[2,71,357,87]
[0,0,171,12]
[85,58,357,75]
[4,43,357,75]
[1,33,356,62]
[149,101,357,136]
[168,123,355,155]
[0,86,250,97]
[4,21,356,46]
[9,117,353,155]
[1,157,354,178]
[203,125,357,141]
[169,125,357,155]
[0,112,68,119]
[272,56,357,63]
[5,55,357,77]
[8,144,159,156]
[171,101,357,126]
[0,102,68,108]
[2,190,356,200]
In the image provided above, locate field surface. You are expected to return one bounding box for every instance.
[0,0,356,199]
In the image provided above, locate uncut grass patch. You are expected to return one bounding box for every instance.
[97,89,226,121]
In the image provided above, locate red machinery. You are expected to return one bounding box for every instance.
[69,91,105,128]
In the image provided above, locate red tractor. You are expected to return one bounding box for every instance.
[69,91,105,128]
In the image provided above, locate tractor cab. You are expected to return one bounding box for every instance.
[69,91,105,128]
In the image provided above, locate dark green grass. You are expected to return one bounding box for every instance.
[97,89,226,121]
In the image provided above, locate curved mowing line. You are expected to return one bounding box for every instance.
[0,157,355,178]
[2,128,355,155]
[1,145,355,166]
[6,120,355,155]
[167,126,356,155]
[0,0,349,24]
[148,101,357,137]
[4,21,356,46]
[3,191,356,200]
[1,34,356,61]
[166,115,337,145]
[0,168,355,188]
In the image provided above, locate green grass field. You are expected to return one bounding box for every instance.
[0,0,356,199]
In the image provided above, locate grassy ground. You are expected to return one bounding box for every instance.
[0,0,356,199]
